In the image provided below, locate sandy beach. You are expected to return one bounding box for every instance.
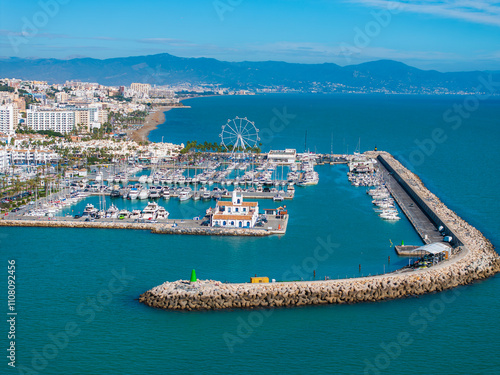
[129,105,189,143]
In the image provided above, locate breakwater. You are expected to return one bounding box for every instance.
[0,219,270,236]
[140,151,500,311]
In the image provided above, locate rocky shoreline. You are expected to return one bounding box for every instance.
[139,152,500,311]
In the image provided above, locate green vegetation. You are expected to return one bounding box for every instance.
[0,84,15,93]
[180,140,261,154]
[15,126,64,138]
[36,130,65,138]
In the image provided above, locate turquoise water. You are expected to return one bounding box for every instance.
[2,94,499,374]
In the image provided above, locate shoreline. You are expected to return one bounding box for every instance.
[129,94,238,144]
[129,105,190,143]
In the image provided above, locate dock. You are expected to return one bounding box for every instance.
[377,156,444,244]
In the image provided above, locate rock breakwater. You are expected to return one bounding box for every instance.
[140,152,499,311]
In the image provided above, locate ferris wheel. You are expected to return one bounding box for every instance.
[219,116,260,154]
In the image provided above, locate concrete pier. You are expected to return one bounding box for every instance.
[377,157,442,244]
[140,151,499,311]
[0,213,289,235]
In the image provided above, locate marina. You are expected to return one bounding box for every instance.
[139,151,499,310]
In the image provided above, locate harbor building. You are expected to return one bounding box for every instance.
[211,191,259,228]
[268,149,297,164]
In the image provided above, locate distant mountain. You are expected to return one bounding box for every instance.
[0,53,498,93]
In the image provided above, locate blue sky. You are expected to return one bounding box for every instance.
[0,0,499,71]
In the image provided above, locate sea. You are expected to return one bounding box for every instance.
[2,94,499,374]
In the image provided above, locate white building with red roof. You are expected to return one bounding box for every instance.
[211,190,259,228]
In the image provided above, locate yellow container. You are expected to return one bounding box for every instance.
[250,277,269,283]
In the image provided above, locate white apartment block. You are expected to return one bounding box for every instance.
[130,83,151,95]
[26,109,75,134]
[0,105,17,135]
[0,148,59,170]
[0,149,9,171]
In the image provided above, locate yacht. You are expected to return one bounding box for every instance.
[201,189,212,200]
[297,171,319,186]
[106,204,119,218]
[148,187,160,199]
[82,203,98,217]
[162,190,170,200]
[110,185,121,198]
[128,188,139,200]
[380,212,400,221]
[179,190,192,202]
[138,175,148,184]
[142,202,159,220]
[129,210,142,219]
[138,188,149,200]
[273,193,284,202]
[156,206,169,220]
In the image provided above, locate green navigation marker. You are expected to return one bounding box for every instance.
[190,269,197,283]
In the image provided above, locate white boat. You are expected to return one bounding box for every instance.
[142,201,159,220]
[156,206,169,220]
[128,188,138,199]
[192,192,201,201]
[106,204,119,218]
[380,212,400,220]
[273,194,284,202]
[129,209,142,219]
[297,171,319,186]
[202,190,212,200]
[179,190,192,201]
[148,187,160,199]
[139,175,148,183]
[82,203,97,216]
[138,189,149,200]
[162,190,170,200]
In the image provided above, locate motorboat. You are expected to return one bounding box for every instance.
[148,187,160,199]
[138,189,149,200]
[179,190,192,201]
[142,202,159,220]
[129,210,142,219]
[156,206,169,220]
[380,212,400,220]
[128,188,139,200]
[273,194,284,202]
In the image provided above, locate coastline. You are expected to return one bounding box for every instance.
[129,94,229,143]
[129,105,190,143]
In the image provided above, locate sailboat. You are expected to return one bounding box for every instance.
[191,164,200,200]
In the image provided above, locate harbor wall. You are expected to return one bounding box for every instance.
[0,219,270,237]
[140,255,500,310]
[377,154,463,246]
[140,152,499,311]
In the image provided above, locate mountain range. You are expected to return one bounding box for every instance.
[1,53,498,93]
